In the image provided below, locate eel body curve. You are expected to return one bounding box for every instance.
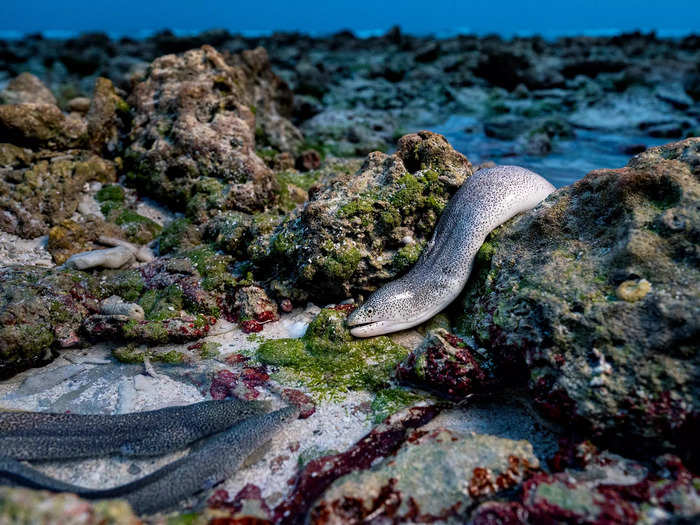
[0,405,298,514]
[347,165,555,337]
[0,399,268,460]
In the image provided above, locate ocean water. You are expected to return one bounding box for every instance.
[2,0,699,38]
[430,117,670,187]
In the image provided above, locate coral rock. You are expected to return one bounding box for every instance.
[0,72,57,105]
[457,138,700,462]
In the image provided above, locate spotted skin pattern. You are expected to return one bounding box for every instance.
[0,405,299,515]
[347,165,556,337]
[0,399,268,460]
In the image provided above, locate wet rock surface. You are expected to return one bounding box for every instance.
[309,428,538,523]
[253,131,471,302]
[456,138,700,464]
[0,28,698,525]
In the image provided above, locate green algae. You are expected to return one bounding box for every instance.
[122,319,169,344]
[139,286,184,321]
[95,184,125,203]
[158,218,194,255]
[319,246,362,281]
[183,246,235,292]
[96,269,145,302]
[112,343,186,364]
[256,308,409,398]
[197,341,221,359]
[370,388,429,423]
[113,208,162,244]
[277,170,322,191]
[392,243,424,273]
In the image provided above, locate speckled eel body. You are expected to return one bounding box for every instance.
[347,165,556,337]
[0,399,267,460]
[0,402,298,514]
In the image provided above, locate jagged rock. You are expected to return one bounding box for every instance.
[396,329,493,399]
[0,266,98,377]
[0,72,57,105]
[0,103,87,150]
[124,45,301,217]
[255,131,472,302]
[1,251,233,376]
[309,429,538,522]
[47,219,124,264]
[457,138,700,462]
[0,148,116,238]
[228,46,304,153]
[86,77,129,156]
[470,446,700,524]
[233,285,279,323]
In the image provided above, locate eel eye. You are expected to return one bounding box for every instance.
[366,307,374,315]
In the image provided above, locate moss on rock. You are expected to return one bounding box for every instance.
[250,131,472,302]
[455,138,700,463]
[257,307,409,398]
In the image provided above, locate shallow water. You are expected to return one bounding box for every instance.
[430,115,671,187]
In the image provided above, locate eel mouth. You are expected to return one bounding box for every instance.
[347,320,390,338]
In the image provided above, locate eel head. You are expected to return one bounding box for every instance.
[347,278,439,337]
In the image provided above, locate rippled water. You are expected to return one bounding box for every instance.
[430,115,671,187]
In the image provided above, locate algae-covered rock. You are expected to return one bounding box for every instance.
[0,487,139,525]
[255,130,472,302]
[96,184,156,243]
[228,46,304,154]
[233,285,279,323]
[124,45,301,217]
[0,103,87,150]
[309,429,539,523]
[471,446,700,524]
[396,329,494,399]
[456,138,700,460]
[0,253,231,376]
[86,76,130,156]
[0,148,116,238]
[0,266,98,377]
[48,218,119,264]
[257,307,409,396]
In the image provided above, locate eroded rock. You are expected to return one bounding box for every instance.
[124,45,301,217]
[309,429,539,523]
[255,130,472,302]
[457,138,700,461]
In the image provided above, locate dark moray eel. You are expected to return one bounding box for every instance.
[0,399,267,460]
[0,402,298,514]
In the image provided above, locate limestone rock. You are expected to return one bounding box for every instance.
[124,45,301,217]
[309,429,539,523]
[255,131,472,302]
[0,148,116,238]
[0,72,57,105]
[457,138,700,461]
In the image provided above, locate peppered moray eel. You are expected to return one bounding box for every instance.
[0,402,298,514]
[0,398,267,460]
[347,165,556,336]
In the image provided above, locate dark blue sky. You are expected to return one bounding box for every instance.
[2,0,699,37]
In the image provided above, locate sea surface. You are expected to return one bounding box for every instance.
[430,116,670,187]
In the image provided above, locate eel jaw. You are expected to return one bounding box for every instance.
[348,320,391,338]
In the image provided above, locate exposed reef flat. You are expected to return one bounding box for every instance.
[0,28,698,523]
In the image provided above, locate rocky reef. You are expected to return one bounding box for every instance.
[456,138,699,464]
[0,28,698,524]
